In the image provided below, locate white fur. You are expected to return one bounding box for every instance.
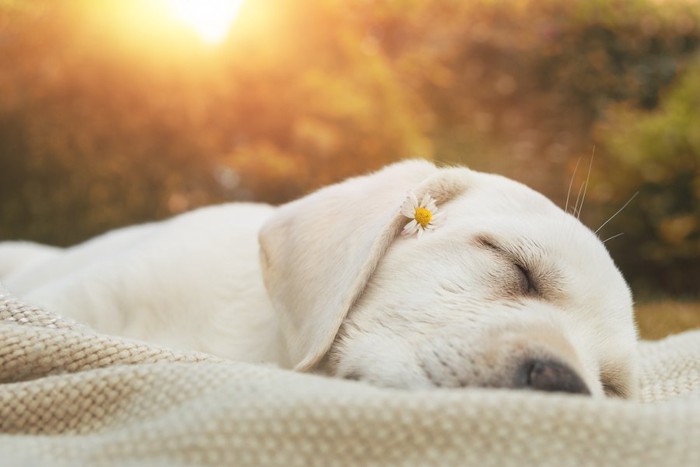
[0,241,61,279]
[0,161,639,397]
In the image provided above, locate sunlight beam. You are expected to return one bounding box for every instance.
[165,0,244,44]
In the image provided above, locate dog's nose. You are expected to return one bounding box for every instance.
[516,359,590,395]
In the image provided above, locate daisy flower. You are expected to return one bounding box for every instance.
[400,191,442,238]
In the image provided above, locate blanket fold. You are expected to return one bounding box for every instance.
[1,292,699,466]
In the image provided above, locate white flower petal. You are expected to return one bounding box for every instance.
[420,193,432,208]
[417,227,424,239]
[400,191,419,217]
[402,219,419,236]
[400,203,415,218]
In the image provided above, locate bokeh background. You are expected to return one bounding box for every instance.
[1,0,698,334]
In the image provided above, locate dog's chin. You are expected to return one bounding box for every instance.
[317,355,596,397]
[318,350,601,397]
[315,318,638,398]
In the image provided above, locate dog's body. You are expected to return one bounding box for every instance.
[2,205,286,365]
[0,161,639,397]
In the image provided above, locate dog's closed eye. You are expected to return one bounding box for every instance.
[515,263,537,295]
[342,371,363,381]
[476,236,540,297]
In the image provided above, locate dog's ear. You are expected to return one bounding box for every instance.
[259,160,471,370]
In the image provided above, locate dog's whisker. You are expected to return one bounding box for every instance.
[602,232,625,243]
[595,191,639,234]
[575,148,595,220]
[572,180,586,218]
[565,157,582,214]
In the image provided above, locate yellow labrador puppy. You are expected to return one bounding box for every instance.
[0,161,638,397]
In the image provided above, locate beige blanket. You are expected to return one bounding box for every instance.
[1,291,699,466]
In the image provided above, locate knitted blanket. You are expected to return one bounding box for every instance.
[1,291,699,466]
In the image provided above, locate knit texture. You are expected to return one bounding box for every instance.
[1,291,699,466]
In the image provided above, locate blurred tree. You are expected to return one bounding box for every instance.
[356,0,700,195]
[0,0,430,244]
[599,61,700,296]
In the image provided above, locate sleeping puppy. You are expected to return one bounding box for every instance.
[0,160,639,397]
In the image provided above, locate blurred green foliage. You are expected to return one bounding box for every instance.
[599,62,700,296]
[0,0,699,296]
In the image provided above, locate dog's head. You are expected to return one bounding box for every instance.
[259,160,639,398]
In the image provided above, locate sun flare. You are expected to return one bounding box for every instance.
[164,0,244,44]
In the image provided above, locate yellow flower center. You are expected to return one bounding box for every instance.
[414,207,432,228]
